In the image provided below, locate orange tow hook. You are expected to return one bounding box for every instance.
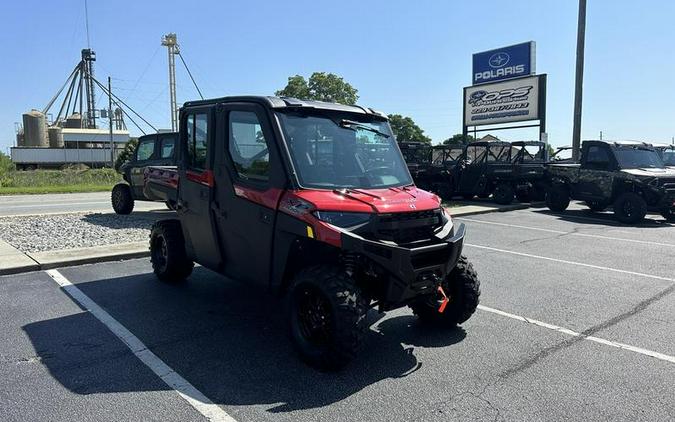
[437,285,450,313]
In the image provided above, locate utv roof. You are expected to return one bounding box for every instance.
[182,95,387,118]
[651,143,675,149]
[585,139,653,147]
[511,140,545,146]
[469,140,511,147]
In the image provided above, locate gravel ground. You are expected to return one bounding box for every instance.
[0,213,157,253]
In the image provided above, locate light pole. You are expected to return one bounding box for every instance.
[572,0,587,161]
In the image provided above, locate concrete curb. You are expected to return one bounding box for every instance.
[0,240,40,276]
[0,241,149,276]
[445,203,530,217]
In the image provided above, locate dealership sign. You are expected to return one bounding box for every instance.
[464,75,544,127]
[472,42,535,85]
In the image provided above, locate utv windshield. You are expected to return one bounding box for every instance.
[614,146,664,169]
[660,149,675,166]
[277,112,413,189]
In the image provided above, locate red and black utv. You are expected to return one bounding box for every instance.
[148,96,480,370]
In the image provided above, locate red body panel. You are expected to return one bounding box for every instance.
[291,186,441,214]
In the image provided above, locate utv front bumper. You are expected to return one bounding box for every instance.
[340,219,465,309]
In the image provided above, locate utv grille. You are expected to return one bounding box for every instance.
[660,178,675,195]
[372,209,443,244]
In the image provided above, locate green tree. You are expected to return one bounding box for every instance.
[114,138,138,172]
[0,151,15,187]
[387,114,432,144]
[276,72,359,105]
[443,134,475,145]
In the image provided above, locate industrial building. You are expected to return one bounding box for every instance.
[11,49,130,169]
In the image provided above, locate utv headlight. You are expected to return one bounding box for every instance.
[314,211,372,228]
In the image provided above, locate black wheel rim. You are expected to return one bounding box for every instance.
[295,286,333,347]
[622,200,634,217]
[151,235,168,272]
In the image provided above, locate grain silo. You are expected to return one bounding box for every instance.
[22,110,48,147]
[48,127,64,148]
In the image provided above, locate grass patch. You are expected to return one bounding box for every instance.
[0,168,121,195]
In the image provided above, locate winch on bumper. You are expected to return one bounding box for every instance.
[340,217,465,309]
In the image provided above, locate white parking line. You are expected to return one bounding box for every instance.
[465,243,675,282]
[478,305,675,364]
[459,218,675,247]
[45,269,236,422]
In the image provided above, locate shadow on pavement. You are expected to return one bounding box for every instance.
[533,208,671,228]
[23,267,467,412]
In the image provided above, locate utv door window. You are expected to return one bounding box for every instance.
[465,146,486,165]
[186,114,208,170]
[228,111,270,182]
[586,146,610,170]
[136,138,155,161]
[159,135,175,159]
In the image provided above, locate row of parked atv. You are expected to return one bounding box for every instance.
[400,139,675,224]
[400,140,549,205]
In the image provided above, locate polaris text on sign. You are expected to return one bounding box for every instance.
[472,42,535,85]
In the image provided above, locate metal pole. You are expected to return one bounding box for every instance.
[162,33,179,132]
[108,76,114,167]
[571,0,587,161]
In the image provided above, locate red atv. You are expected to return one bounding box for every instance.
[149,96,480,370]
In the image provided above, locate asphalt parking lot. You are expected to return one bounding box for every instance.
[1,203,674,422]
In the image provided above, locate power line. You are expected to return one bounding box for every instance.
[91,77,157,132]
[177,51,204,100]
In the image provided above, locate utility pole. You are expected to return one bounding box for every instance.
[571,0,587,161]
[162,33,179,132]
[599,130,603,140]
[108,76,114,167]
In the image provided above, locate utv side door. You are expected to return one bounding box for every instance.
[577,144,616,201]
[130,135,157,197]
[212,103,286,285]
[156,132,177,165]
[458,144,487,194]
[177,108,222,269]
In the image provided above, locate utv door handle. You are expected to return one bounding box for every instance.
[211,202,227,218]
[260,211,271,224]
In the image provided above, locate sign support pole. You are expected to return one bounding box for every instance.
[572,0,587,161]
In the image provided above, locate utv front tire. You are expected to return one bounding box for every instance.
[111,183,134,215]
[288,266,368,371]
[150,220,193,282]
[613,192,647,224]
[493,183,515,205]
[545,184,570,212]
[410,256,480,327]
[661,208,675,223]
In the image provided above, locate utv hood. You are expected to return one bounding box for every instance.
[621,168,675,178]
[294,186,442,214]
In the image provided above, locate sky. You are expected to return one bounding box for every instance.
[1,0,674,154]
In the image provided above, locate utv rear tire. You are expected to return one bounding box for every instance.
[493,183,515,205]
[410,256,480,327]
[586,200,607,212]
[661,208,675,222]
[545,184,570,212]
[111,183,134,215]
[288,266,368,371]
[150,220,193,282]
[613,192,647,224]
[515,190,530,203]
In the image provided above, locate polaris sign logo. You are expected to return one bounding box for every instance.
[473,42,535,85]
